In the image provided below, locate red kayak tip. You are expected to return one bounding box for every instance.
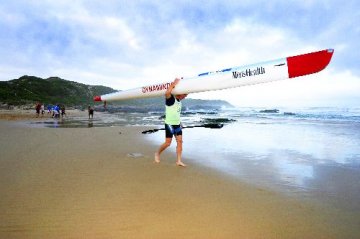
[287,49,334,78]
[93,96,102,101]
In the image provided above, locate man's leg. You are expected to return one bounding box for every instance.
[155,138,172,163]
[175,135,186,167]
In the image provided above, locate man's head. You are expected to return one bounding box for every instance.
[175,94,188,100]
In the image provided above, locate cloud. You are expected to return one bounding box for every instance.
[0,0,359,107]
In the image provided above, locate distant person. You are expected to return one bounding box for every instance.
[41,104,45,115]
[155,78,188,167]
[88,106,94,119]
[35,102,41,117]
[52,105,60,118]
[61,105,66,118]
[47,105,52,114]
[51,106,56,117]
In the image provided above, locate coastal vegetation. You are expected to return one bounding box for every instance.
[0,76,114,107]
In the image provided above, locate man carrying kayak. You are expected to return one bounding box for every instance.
[155,78,188,167]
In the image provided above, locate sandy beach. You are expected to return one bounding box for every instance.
[0,111,359,238]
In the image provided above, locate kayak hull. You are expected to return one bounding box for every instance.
[94,49,334,102]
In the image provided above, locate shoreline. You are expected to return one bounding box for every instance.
[0,108,87,121]
[0,112,359,238]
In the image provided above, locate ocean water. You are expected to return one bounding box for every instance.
[31,107,360,211]
[147,107,360,211]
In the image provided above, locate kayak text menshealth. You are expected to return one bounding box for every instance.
[232,67,266,79]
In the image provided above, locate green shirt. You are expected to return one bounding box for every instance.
[165,95,182,125]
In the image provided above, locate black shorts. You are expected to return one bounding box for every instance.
[165,124,182,138]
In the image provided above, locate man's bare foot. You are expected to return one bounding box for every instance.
[176,161,187,167]
[154,153,160,163]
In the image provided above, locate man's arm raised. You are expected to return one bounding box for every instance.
[165,78,180,99]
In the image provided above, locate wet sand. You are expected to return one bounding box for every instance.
[0,115,359,238]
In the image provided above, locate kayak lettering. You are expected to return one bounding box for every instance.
[198,68,232,76]
[232,67,265,79]
[142,82,171,93]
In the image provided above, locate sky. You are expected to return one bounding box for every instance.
[1,0,359,108]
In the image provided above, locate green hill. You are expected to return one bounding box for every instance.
[0,76,115,106]
[0,75,233,110]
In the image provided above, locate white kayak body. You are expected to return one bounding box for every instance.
[94,49,334,102]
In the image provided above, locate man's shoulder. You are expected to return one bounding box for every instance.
[166,94,175,106]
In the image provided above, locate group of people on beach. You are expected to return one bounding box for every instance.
[35,102,95,119]
[35,103,66,118]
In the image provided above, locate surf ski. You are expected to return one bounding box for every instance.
[94,49,334,102]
